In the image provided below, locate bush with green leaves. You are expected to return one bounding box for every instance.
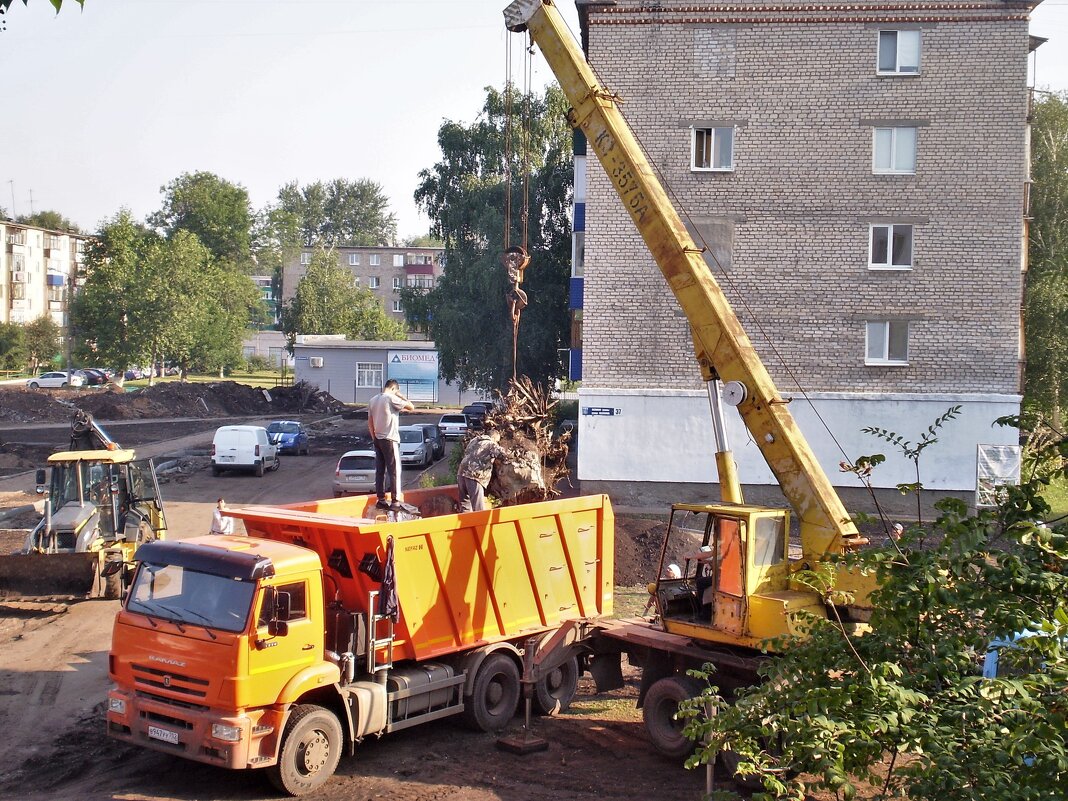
[682,467,1068,800]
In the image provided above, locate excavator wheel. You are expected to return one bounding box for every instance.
[642,675,703,761]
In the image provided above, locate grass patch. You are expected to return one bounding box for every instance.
[613,585,651,618]
[1043,474,1068,519]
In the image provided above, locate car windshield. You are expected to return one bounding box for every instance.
[338,455,375,471]
[127,562,255,634]
[267,423,300,434]
[400,430,423,444]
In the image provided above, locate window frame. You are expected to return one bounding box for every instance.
[393,254,405,267]
[691,126,734,172]
[299,252,311,265]
[368,276,380,289]
[349,253,360,266]
[392,277,402,290]
[392,299,403,313]
[865,320,910,365]
[868,223,914,271]
[872,127,917,175]
[356,361,383,388]
[877,29,921,75]
[369,254,381,266]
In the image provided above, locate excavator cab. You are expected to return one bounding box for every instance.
[651,503,816,648]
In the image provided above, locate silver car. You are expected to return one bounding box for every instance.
[438,413,469,439]
[333,449,376,497]
[398,425,432,468]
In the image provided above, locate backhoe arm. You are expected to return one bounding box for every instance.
[504,0,859,557]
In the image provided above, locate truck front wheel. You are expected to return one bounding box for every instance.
[534,654,579,715]
[462,653,520,732]
[643,675,702,761]
[267,704,343,797]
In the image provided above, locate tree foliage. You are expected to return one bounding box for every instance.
[0,322,26,370]
[274,179,397,248]
[280,248,405,347]
[149,171,254,268]
[683,447,1068,800]
[407,84,573,392]
[0,0,82,30]
[1024,91,1068,424]
[16,209,80,233]
[73,210,261,377]
[23,316,60,374]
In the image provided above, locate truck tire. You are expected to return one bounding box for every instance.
[534,654,579,715]
[718,747,764,790]
[255,461,264,477]
[211,465,221,477]
[643,675,702,761]
[104,568,122,600]
[461,653,521,732]
[266,704,343,797]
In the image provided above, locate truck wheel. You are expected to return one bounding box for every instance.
[255,461,264,477]
[104,568,122,600]
[462,653,520,732]
[643,675,702,761]
[534,654,579,715]
[718,748,764,790]
[211,465,221,477]
[266,704,343,797]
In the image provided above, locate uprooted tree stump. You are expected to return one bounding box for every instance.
[478,376,571,506]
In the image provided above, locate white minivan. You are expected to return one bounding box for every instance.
[211,425,280,477]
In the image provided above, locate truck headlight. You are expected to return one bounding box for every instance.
[211,723,242,742]
[108,697,126,715]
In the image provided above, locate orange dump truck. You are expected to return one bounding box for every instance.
[106,488,614,796]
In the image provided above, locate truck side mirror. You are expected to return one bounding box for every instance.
[267,590,292,637]
[35,469,47,494]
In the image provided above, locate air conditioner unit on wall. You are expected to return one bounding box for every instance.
[309,356,324,368]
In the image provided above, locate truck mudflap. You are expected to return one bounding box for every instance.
[105,687,285,769]
[0,551,101,600]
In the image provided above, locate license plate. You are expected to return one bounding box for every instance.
[148,725,180,745]
[219,456,234,462]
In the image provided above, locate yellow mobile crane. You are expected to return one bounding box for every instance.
[504,0,876,762]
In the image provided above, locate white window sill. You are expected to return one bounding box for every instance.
[868,265,913,271]
[872,169,916,176]
[876,70,921,77]
[865,359,909,366]
[691,166,735,173]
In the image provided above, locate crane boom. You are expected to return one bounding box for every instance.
[504,0,860,558]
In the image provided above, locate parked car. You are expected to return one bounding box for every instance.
[333,449,377,497]
[124,368,144,381]
[419,423,446,461]
[211,425,280,477]
[27,371,83,389]
[438,413,469,439]
[266,420,310,455]
[75,368,108,386]
[398,425,433,468]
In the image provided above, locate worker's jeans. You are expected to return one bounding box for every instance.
[458,475,487,512]
[373,437,401,502]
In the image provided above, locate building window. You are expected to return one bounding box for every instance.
[873,127,917,174]
[369,276,380,289]
[393,254,404,267]
[866,321,909,365]
[300,252,311,265]
[392,277,402,290]
[869,224,913,270]
[353,276,361,287]
[349,253,360,266]
[407,276,434,289]
[392,300,402,313]
[692,127,733,171]
[369,254,380,266]
[357,362,383,388]
[878,30,920,75]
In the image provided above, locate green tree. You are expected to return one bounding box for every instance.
[683,469,1068,800]
[23,316,60,374]
[0,0,81,29]
[407,84,573,392]
[16,209,80,232]
[189,267,263,376]
[275,179,397,247]
[1025,91,1068,425]
[0,322,26,370]
[149,171,254,267]
[281,248,405,347]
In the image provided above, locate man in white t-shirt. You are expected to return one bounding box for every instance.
[367,379,415,511]
[209,498,234,535]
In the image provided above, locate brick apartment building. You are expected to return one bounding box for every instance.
[282,246,444,340]
[1,220,90,331]
[571,0,1035,504]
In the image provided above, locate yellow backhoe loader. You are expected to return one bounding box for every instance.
[0,411,168,600]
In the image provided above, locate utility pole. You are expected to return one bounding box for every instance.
[6,180,14,217]
[28,188,34,216]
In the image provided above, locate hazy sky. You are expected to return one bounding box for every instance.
[1,0,1066,241]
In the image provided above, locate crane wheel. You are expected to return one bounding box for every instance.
[533,654,579,715]
[642,675,703,761]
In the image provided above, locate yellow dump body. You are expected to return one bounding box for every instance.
[230,489,614,663]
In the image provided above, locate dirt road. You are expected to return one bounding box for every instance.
[1,415,719,801]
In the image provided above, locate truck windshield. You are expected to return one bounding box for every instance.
[127,562,255,634]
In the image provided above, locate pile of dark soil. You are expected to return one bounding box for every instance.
[0,381,347,423]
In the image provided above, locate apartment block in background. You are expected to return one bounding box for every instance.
[1,220,90,330]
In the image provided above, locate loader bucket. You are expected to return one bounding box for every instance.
[0,551,101,600]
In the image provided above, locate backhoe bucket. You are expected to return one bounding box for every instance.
[0,551,102,600]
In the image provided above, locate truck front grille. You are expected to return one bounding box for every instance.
[132,663,210,700]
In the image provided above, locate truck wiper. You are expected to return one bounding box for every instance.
[134,600,185,632]
[176,607,219,641]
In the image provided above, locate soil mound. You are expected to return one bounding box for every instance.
[0,381,347,423]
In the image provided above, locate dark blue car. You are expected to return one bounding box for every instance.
[266,420,310,455]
